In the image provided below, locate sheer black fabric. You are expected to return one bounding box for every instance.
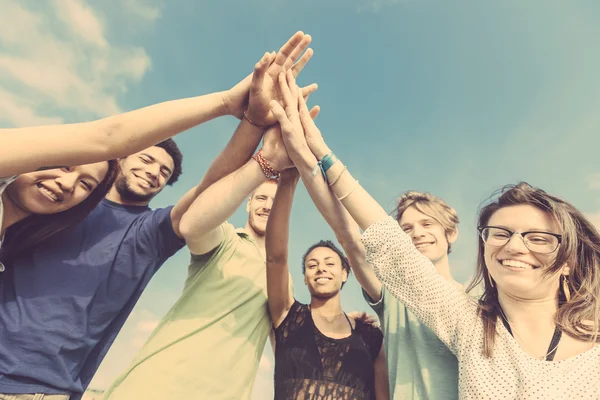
[274,300,383,400]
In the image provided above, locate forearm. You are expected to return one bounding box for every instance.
[266,173,298,326]
[179,159,266,241]
[286,144,356,244]
[266,175,298,264]
[170,118,263,236]
[324,158,388,231]
[287,144,383,298]
[0,91,228,176]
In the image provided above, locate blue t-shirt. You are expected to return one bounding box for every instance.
[0,198,185,399]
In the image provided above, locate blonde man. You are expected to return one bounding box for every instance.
[354,191,460,399]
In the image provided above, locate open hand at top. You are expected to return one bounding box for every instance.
[223,32,317,127]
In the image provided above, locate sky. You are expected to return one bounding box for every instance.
[2,0,600,398]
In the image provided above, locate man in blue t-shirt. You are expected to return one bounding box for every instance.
[0,32,314,400]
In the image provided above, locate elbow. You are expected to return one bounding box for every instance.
[94,118,123,159]
[178,214,199,242]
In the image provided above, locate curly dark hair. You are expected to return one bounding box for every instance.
[155,139,183,185]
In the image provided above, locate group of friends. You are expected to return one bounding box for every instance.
[1,31,599,400]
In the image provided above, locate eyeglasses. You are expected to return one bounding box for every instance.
[478,226,562,254]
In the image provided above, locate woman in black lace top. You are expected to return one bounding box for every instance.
[265,169,389,400]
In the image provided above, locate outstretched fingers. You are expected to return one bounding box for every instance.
[298,91,318,129]
[309,105,320,120]
[292,48,314,78]
[273,31,306,69]
[269,100,295,135]
[277,71,299,119]
[250,52,275,96]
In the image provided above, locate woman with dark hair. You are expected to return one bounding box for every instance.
[271,70,600,398]
[266,169,389,400]
[0,162,120,266]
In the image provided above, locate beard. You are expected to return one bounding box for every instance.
[247,213,267,237]
[114,174,156,203]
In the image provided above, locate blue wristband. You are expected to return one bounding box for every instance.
[312,152,339,181]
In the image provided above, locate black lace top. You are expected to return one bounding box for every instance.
[274,300,383,400]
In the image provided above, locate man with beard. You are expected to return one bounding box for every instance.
[103,125,298,399]
[0,32,314,400]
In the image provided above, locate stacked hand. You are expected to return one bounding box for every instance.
[261,101,319,172]
[270,69,329,161]
[223,31,318,127]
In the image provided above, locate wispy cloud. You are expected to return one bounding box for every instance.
[123,0,163,21]
[0,0,155,127]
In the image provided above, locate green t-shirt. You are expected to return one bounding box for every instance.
[363,287,459,400]
[104,223,271,400]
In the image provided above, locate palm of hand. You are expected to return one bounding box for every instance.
[249,68,282,127]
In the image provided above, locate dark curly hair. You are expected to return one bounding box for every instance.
[155,139,183,185]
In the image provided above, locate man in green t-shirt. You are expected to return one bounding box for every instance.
[102,32,317,400]
[358,191,461,400]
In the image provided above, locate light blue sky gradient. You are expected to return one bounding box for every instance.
[2,0,600,397]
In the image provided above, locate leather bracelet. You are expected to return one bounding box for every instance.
[243,111,265,130]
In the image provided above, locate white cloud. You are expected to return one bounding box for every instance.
[0,89,64,126]
[0,1,154,127]
[123,0,163,21]
[53,0,108,47]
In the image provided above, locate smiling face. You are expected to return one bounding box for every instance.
[484,204,566,299]
[5,162,109,215]
[399,205,457,265]
[245,180,277,237]
[114,146,175,204]
[303,246,348,300]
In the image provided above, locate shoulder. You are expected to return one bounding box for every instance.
[354,318,383,339]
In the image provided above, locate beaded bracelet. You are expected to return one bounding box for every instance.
[243,111,265,130]
[252,149,280,179]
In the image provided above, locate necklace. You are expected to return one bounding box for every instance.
[498,307,562,361]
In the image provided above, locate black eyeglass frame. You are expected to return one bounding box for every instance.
[477,226,563,254]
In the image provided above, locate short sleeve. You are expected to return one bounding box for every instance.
[138,206,185,262]
[362,287,384,317]
[188,223,238,274]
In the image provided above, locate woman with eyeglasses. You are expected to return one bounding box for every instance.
[270,70,600,399]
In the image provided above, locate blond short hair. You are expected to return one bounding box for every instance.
[395,191,459,253]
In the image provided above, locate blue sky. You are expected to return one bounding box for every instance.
[2,0,600,398]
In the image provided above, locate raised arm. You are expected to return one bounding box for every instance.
[270,77,477,354]
[0,31,314,178]
[374,346,390,400]
[265,169,299,328]
[270,71,383,300]
[178,124,292,255]
[169,32,316,237]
